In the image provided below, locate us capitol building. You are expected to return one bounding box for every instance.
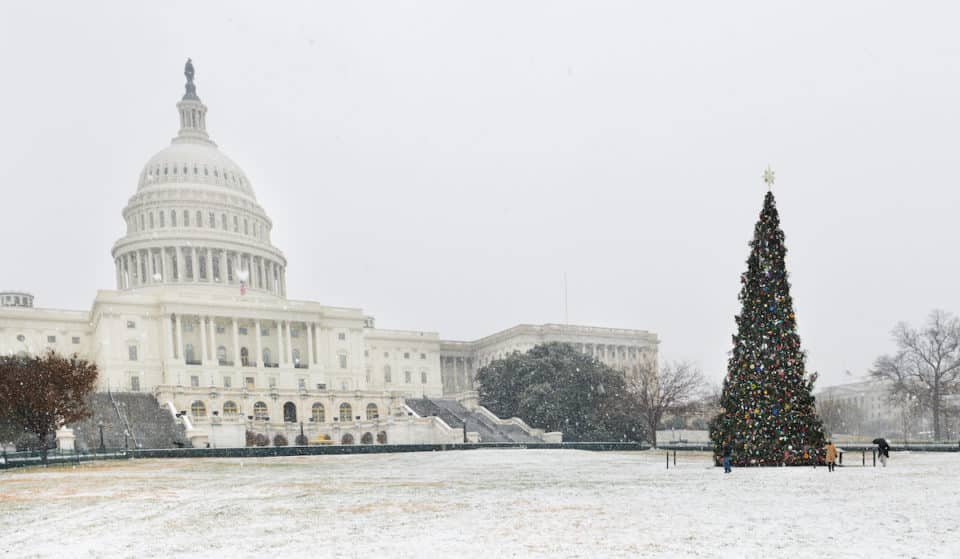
[0,61,658,448]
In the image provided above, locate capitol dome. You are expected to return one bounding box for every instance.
[111,59,287,296]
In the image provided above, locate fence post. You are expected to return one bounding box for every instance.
[839,451,843,466]
[673,450,676,466]
[872,450,876,467]
[666,451,669,469]
[862,450,865,466]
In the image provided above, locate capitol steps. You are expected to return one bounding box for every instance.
[404,397,546,443]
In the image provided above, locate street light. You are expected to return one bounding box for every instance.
[97,421,106,453]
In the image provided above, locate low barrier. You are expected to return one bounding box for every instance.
[1,441,648,469]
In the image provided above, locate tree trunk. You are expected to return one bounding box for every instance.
[39,431,48,466]
[932,386,941,441]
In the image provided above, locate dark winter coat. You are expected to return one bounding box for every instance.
[877,441,890,457]
[723,446,732,458]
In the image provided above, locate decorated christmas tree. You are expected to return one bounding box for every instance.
[710,169,825,466]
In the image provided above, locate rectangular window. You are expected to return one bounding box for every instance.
[291,328,299,338]
[160,212,165,227]
[421,371,428,384]
[221,213,227,230]
[384,352,389,358]
[130,376,141,392]
[238,327,248,335]
[190,375,200,387]
[404,371,412,383]
[208,212,215,228]
[223,376,232,388]
[269,377,277,388]
[233,215,239,232]
[47,335,56,343]
[261,328,269,336]
[185,323,194,332]
[128,345,138,361]
[216,325,225,334]
[364,350,369,357]
[338,333,346,341]
[184,210,190,226]
[244,219,249,235]
[338,354,348,369]
[404,352,410,359]
[126,320,136,329]
[298,378,306,390]
[72,336,80,344]
[420,353,427,360]
[245,377,255,390]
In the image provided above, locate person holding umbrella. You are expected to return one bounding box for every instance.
[873,437,891,467]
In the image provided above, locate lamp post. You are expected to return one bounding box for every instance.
[97,421,106,453]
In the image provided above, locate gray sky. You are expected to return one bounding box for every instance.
[2,2,959,388]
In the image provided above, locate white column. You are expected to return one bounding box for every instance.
[158,248,166,282]
[285,321,294,365]
[219,250,227,283]
[208,316,217,363]
[306,323,314,366]
[205,249,213,282]
[232,318,241,366]
[191,248,199,282]
[199,316,209,363]
[175,314,184,360]
[313,323,321,365]
[163,314,175,360]
[280,267,286,296]
[276,320,284,366]
[115,259,122,289]
[254,320,263,368]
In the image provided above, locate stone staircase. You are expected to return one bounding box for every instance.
[405,397,545,443]
[70,393,187,450]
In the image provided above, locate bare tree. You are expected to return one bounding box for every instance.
[630,361,706,447]
[0,350,98,463]
[871,310,960,441]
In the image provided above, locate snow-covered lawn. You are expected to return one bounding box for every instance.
[1,449,957,558]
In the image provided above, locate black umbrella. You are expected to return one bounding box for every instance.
[872,438,888,445]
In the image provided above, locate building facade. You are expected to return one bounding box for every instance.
[0,61,658,447]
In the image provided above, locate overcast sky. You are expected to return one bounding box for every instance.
[2,2,959,388]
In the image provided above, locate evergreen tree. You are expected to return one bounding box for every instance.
[710,185,825,466]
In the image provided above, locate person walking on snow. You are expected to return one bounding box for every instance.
[824,441,838,472]
[875,438,890,467]
[722,444,733,473]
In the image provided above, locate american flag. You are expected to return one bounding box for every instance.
[240,282,247,296]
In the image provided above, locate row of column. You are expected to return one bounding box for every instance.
[166,314,321,369]
[116,247,286,296]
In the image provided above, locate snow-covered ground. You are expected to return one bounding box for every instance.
[1,449,957,558]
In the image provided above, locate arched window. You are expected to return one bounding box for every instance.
[184,344,195,363]
[159,211,165,227]
[149,213,154,228]
[253,401,268,421]
[171,210,177,227]
[376,431,388,444]
[190,400,206,417]
[292,349,301,365]
[183,210,189,226]
[283,402,297,423]
[216,346,226,364]
[262,348,271,366]
[366,403,379,421]
[404,370,412,384]
[312,403,325,423]
[383,365,392,383]
[221,213,227,230]
[240,347,249,366]
[223,401,238,416]
[339,403,353,422]
[361,432,374,444]
[341,433,355,445]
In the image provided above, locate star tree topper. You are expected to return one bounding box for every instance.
[763,165,775,189]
